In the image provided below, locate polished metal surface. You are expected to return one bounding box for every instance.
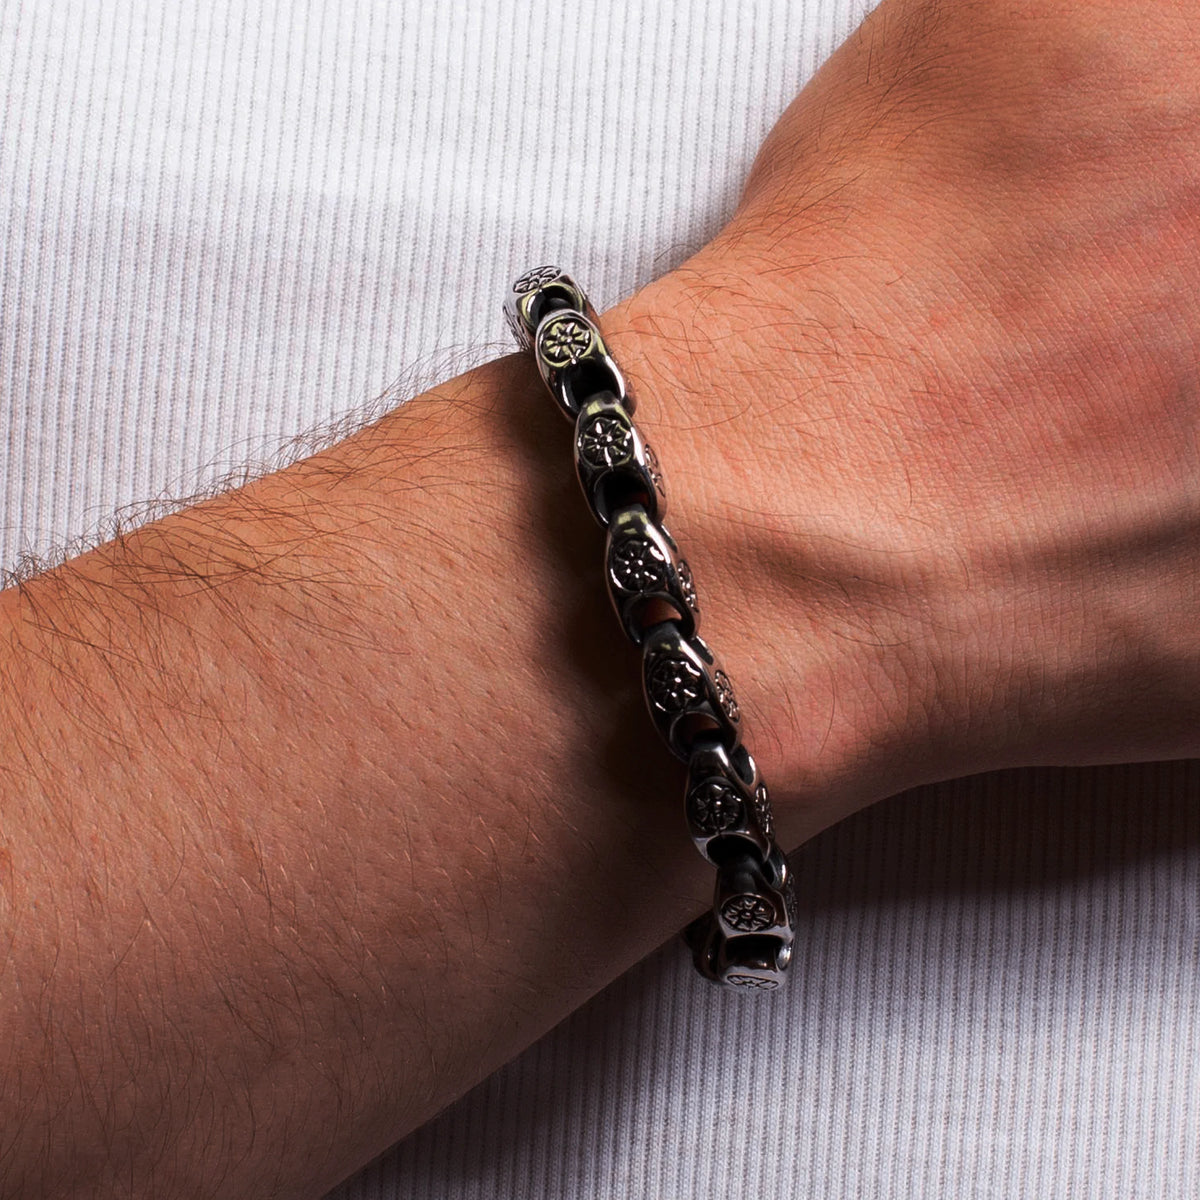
[507,266,796,990]
[541,309,630,419]
[605,503,699,643]
[685,736,772,862]
[508,269,630,419]
[641,623,741,762]
[504,266,592,351]
[573,393,665,526]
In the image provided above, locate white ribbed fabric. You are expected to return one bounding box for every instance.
[0,0,856,568]
[2,3,1198,1199]
[338,765,1200,1200]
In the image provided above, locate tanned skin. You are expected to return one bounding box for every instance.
[3,0,1199,1194]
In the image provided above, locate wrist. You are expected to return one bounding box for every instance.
[597,259,944,847]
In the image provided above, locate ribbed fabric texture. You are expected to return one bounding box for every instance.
[3,4,1198,1199]
[335,765,1200,1200]
[0,0,859,569]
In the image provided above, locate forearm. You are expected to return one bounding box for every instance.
[8,0,1200,1189]
[0,352,767,1196]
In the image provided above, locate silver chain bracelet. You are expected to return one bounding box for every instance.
[505,268,797,991]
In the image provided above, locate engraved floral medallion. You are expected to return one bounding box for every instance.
[713,669,739,721]
[611,534,667,591]
[647,654,703,712]
[783,877,798,928]
[721,893,776,932]
[513,265,562,293]
[727,973,779,990]
[579,413,633,468]
[687,780,743,833]
[676,558,698,612]
[643,443,666,496]
[538,314,593,367]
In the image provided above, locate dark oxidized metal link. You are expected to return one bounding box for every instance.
[504,266,594,352]
[507,267,631,417]
[685,736,772,864]
[605,503,698,644]
[714,849,794,940]
[686,914,794,990]
[573,393,666,527]
[537,307,630,420]
[685,750,795,988]
[641,622,742,763]
[507,266,796,991]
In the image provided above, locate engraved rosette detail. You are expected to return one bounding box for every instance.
[573,397,662,526]
[647,654,704,713]
[539,313,594,367]
[513,264,562,294]
[676,558,698,612]
[579,414,634,468]
[752,782,775,840]
[643,443,666,497]
[605,509,698,643]
[641,627,740,761]
[783,876,799,928]
[611,535,668,591]
[504,268,587,353]
[721,893,776,933]
[687,780,743,834]
[713,670,739,721]
[727,974,780,991]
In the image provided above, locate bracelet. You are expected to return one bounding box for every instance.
[504,268,797,991]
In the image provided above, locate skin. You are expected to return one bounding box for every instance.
[1,0,1197,1194]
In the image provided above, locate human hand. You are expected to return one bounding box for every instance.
[605,0,1200,842]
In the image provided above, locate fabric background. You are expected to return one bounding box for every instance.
[2,2,1197,1197]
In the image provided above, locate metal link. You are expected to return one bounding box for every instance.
[504,267,594,351]
[684,915,793,991]
[506,267,632,418]
[684,736,772,864]
[605,503,698,644]
[573,393,666,527]
[507,266,797,991]
[534,307,630,420]
[688,841,797,990]
[640,622,741,763]
[714,850,794,940]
